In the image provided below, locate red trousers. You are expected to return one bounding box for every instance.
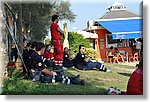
[52,39,63,66]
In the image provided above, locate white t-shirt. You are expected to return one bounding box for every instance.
[136,41,141,50]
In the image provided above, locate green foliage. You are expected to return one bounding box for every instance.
[52,0,76,22]
[68,32,91,54]
[5,1,76,41]
[84,48,97,60]
[44,38,51,45]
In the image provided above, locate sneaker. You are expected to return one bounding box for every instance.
[62,67,67,70]
[106,69,112,72]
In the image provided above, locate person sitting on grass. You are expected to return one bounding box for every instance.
[27,42,84,85]
[107,57,143,95]
[74,45,111,72]
[63,47,75,68]
[43,44,54,60]
[22,42,31,74]
[125,57,143,95]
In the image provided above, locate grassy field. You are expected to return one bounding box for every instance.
[1,63,136,95]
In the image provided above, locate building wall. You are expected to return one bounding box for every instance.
[95,29,109,61]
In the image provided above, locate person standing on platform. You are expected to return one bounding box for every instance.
[50,15,64,69]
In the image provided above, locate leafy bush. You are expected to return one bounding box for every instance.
[68,32,91,55]
[84,48,97,60]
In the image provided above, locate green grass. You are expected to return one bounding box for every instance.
[1,63,135,95]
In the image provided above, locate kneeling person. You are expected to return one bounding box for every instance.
[27,42,84,85]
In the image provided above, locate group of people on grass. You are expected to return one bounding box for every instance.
[20,14,142,94]
[21,14,110,86]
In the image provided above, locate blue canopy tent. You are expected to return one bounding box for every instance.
[97,18,143,39]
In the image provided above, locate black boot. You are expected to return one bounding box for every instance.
[69,75,85,85]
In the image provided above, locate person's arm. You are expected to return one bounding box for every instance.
[41,68,57,76]
[57,27,64,34]
[84,56,90,62]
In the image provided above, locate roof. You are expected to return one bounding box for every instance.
[100,10,139,19]
[77,31,98,39]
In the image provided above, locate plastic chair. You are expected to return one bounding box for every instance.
[129,52,139,62]
[133,52,139,61]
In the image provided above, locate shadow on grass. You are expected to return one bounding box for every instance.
[2,67,108,95]
[118,72,131,77]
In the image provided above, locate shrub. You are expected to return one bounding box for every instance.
[84,48,97,60]
[68,32,91,55]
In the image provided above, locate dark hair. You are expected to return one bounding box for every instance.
[115,48,118,51]
[79,45,85,50]
[52,15,59,22]
[36,42,45,51]
[45,44,51,52]
[110,46,113,50]
[31,41,38,49]
[26,42,31,47]
[64,47,68,50]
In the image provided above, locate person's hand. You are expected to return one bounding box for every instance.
[52,71,57,75]
[84,57,90,62]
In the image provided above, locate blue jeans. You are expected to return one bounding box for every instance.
[84,61,107,72]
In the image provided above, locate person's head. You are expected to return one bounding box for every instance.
[26,42,31,49]
[110,46,113,50]
[23,40,27,48]
[31,41,38,50]
[64,47,69,53]
[79,45,85,53]
[36,42,45,55]
[45,44,51,52]
[52,15,59,23]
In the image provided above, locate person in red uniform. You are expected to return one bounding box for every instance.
[43,44,54,60]
[50,15,64,68]
[126,58,143,95]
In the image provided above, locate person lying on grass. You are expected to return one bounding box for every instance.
[27,42,84,85]
[74,45,111,72]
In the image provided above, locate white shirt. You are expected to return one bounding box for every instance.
[136,41,141,50]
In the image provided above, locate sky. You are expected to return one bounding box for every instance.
[59,0,143,32]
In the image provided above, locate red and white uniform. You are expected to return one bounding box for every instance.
[50,23,63,66]
[43,51,54,59]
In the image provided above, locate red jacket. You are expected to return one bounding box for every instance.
[43,51,54,59]
[50,23,62,40]
[126,66,143,95]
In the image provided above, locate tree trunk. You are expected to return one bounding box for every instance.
[0,4,8,94]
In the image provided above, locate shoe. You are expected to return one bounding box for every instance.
[62,67,67,70]
[106,69,112,72]
[70,74,85,85]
